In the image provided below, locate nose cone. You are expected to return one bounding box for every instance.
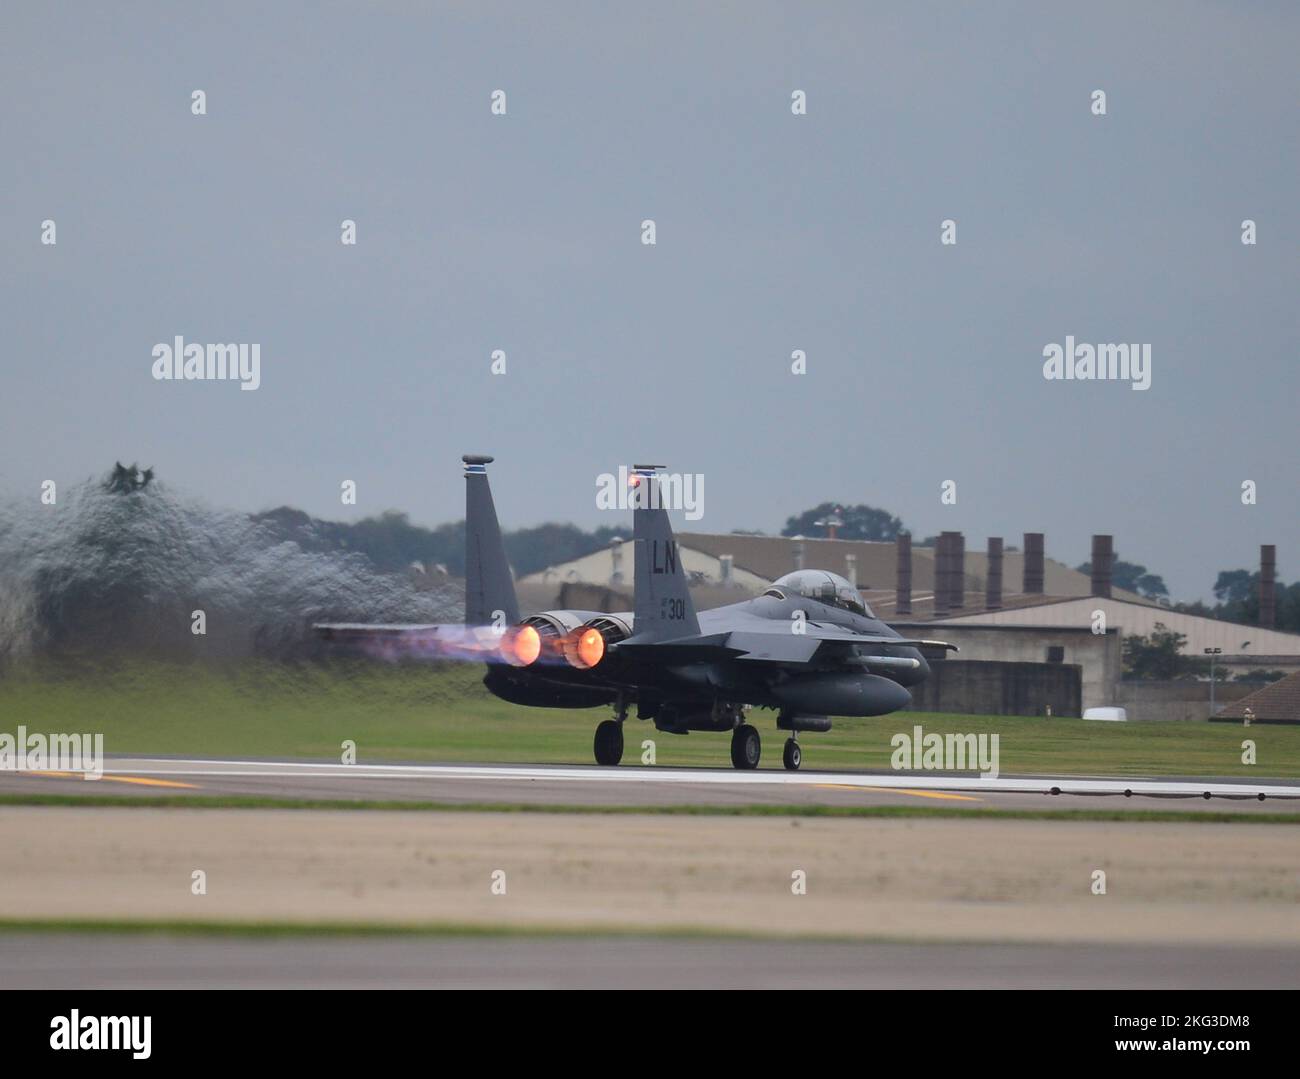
[867,674,912,715]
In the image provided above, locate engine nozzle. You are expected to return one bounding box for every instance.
[562,627,607,670]
[502,623,542,667]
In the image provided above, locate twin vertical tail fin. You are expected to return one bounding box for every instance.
[631,464,701,642]
[462,455,519,627]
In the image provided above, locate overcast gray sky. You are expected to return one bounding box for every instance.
[3,2,1296,601]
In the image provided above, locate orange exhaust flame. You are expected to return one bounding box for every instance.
[577,627,605,668]
[563,627,606,669]
[505,624,542,667]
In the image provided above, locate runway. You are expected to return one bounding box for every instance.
[3,933,1294,989]
[2,756,1298,813]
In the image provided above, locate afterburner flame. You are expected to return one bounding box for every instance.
[508,623,542,667]
[562,626,606,669]
[344,623,545,667]
[577,627,605,668]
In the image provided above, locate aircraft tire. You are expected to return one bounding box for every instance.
[594,719,624,766]
[730,724,761,770]
[782,738,801,771]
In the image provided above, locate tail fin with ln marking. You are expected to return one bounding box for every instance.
[631,464,700,642]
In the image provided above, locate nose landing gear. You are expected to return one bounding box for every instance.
[782,737,801,771]
[776,711,828,770]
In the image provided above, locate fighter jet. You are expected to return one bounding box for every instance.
[316,456,956,771]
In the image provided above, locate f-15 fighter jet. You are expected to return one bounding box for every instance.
[316,456,955,771]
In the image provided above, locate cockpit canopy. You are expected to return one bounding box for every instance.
[771,570,874,618]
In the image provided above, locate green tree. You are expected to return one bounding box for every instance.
[1174,574,1299,635]
[1213,569,1256,606]
[1122,622,1209,680]
[251,507,625,580]
[1075,557,1168,599]
[782,502,904,541]
[1233,669,1286,684]
[503,523,623,578]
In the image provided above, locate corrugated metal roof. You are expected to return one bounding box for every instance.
[1216,671,1300,721]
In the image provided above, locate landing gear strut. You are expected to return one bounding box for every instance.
[730,723,761,770]
[594,719,623,766]
[782,737,801,771]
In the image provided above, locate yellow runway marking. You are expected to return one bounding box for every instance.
[20,771,198,790]
[814,783,981,802]
[99,775,198,789]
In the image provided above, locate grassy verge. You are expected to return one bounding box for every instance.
[0,917,1049,945]
[2,791,1297,823]
[2,659,1296,777]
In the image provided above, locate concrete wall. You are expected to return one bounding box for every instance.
[1114,681,1255,723]
[908,660,1082,718]
[896,623,1120,712]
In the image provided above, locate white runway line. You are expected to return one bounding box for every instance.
[95,757,1300,799]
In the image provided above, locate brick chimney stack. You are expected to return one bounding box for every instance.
[1090,534,1114,598]
[986,537,1003,611]
[950,532,966,610]
[1023,533,1045,594]
[1260,545,1277,629]
[933,533,953,616]
[896,533,912,616]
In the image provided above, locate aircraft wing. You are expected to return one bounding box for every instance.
[615,625,957,665]
[724,627,957,663]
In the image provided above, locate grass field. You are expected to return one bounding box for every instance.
[2,659,1296,777]
[3,793,1298,824]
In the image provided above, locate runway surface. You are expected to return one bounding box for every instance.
[3,756,1298,813]
[2,933,1294,989]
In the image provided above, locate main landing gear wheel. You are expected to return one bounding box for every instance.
[782,738,801,771]
[730,724,761,770]
[594,719,624,766]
